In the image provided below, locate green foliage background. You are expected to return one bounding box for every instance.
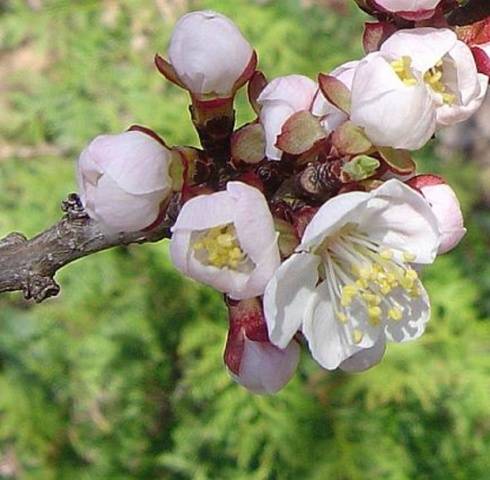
[0,1,489,478]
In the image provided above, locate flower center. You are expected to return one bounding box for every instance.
[391,56,417,86]
[317,226,421,343]
[192,224,248,270]
[423,60,455,105]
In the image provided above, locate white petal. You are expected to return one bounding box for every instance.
[302,281,364,370]
[301,191,369,250]
[263,253,320,349]
[339,336,386,373]
[358,180,441,264]
[375,0,441,12]
[436,74,488,126]
[171,191,235,232]
[258,74,317,111]
[232,338,300,394]
[380,28,457,73]
[445,40,480,106]
[419,183,466,254]
[228,182,278,264]
[232,240,281,300]
[92,175,163,233]
[350,53,437,150]
[259,102,295,160]
[384,281,431,342]
[86,131,171,195]
[168,10,253,96]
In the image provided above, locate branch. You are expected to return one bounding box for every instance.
[0,194,172,303]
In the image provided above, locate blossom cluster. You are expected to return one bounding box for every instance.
[76,3,489,394]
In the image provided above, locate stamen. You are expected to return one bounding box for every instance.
[391,56,417,86]
[423,60,456,105]
[192,224,247,270]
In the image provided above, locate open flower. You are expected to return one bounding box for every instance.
[312,60,358,133]
[170,182,280,300]
[408,175,466,254]
[380,28,487,126]
[373,0,442,20]
[77,130,172,234]
[224,297,299,394]
[263,179,440,370]
[167,10,255,99]
[350,52,436,150]
[257,75,317,160]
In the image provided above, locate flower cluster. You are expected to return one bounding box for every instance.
[76,6,488,394]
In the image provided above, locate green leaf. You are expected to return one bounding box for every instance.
[342,155,380,182]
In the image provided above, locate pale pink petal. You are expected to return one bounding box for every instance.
[358,180,440,264]
[263,253,320,349]
[339,336,386,372]
[231,338,300,394]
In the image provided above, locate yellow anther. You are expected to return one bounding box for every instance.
[388,307,403,321]
[362,292,381,306]
[192,224,246,270]
[391,56,417,86]
[403,251,416,262]
[423,61,455,105]
[380,249,394,260]
[353,329,364,344]
[405,269,418,281]
[368,306,382,326]
[336,312,348,324]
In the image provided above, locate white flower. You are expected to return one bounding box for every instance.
[257,75,317,160]
[168,10,254,98]
[311,60,359,133]
[350,52,437,150]
[373,0,442,19]
[170,181,280,300]
[380,28,487,126]
[77,131,172,234]
[408,175,466,254]
[230,336,300,394]
[263,179,440,371]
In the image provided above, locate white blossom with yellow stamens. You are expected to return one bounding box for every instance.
[263,179,441,371]
[170,181,280,300]
[350,52,437,150]
[380,28,488,127]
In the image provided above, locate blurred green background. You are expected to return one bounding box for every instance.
[0,0,489,478]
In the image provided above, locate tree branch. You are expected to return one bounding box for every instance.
[0,194,172,303]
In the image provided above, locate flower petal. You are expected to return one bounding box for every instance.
[231,338,300,394]
[263,252,320,349]
[302,281,364,370]
[301,191,369,250]
[358,179,440,264]
[380,28,457,73]
[384,281,431,342]
[171,191,235,232]
[339,336,386,372]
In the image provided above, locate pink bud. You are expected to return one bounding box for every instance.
[167,11,254,98]
[373,0,442,20]
[224,297,299,394]
[408,175,466,254]
[77,130,172,234]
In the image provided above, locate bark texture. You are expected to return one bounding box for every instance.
[0,194,172,303]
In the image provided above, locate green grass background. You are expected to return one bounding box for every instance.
[0,1,489,478]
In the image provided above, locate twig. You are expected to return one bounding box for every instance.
[0,193,172,303]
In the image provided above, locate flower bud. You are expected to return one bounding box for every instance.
[77,130,172,234]
[224,297,299,394]
[167,10,255,99]
[257,75,317,160]
[407,175,466,254]
[373,0,442,20]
